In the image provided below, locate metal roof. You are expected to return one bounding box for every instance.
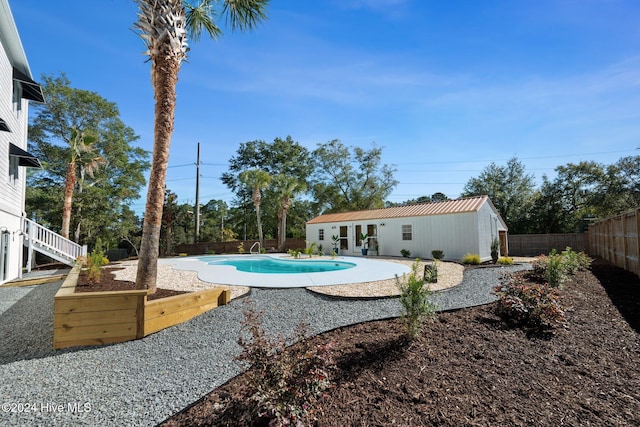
[307,195,496,224]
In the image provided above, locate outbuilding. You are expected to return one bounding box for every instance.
[306,195,508,262]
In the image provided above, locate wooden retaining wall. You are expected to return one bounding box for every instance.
[589,208,640,277]
[53,265,230,349]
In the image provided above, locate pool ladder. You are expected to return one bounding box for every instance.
[250,241,261,254]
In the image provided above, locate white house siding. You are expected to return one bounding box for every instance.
[372,212,480,260]
[0,3,32,283]
[476,201,502,261]
[306,196,508,263]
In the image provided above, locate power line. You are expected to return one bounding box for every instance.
[394,149,636,166]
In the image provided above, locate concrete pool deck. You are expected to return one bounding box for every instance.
[159,254,411,288]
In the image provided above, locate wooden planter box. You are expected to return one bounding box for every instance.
[53,264,230,349]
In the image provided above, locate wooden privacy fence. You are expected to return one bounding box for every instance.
[589,208,640,277]
[508,233,588,256]
[175,238,307,256]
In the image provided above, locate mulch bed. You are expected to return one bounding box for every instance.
[160,258,640,426]
[75,267,187,300]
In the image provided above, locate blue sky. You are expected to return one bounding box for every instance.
[11,0,640,213]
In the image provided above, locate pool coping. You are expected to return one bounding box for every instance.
[159,254,411,288]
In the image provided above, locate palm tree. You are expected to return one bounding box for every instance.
[271,174,306,252]
[61,127,105,239]
[239,169,271,248]
[133,0,269,292]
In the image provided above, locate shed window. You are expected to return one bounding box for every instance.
[318,229,325,241]
[402,224,412,241]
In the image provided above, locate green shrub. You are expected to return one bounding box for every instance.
[396,259,436,338]
[304,241,317,258]
[235,304,335,426]
[237,242,245,254]
[490,238,500,263]
[545,250,567,288]
[86,247,108,284]
[560,246,591,274]
[431,249,444,260]
[461,253,481,265]
[288,249,302,259]
[493,274,566,334]
[400,249,411,258]
[423,263,438,283]
[497,256,514,265]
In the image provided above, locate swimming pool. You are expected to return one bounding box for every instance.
[198,256,356,274]
[159,254,411,288]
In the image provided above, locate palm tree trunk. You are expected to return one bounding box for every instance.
[279,196,290,252]
[61,161,76,239]
[136,54,180,292]
[276,208,283,251]
[255,202,264,248]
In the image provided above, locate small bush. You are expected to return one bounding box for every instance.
[237,242,245,254]
[288,249,302,259]
[304,241,317,258]
[423,263,438,283]
[493,274,566,333]
[431,249,444,260]
[461,253,481,265]
[400,249,411,258]
[545,250,568,288]
[497,256,514,265]
[235,304,335,426]
[561,246,591,274]
[490,238,500,263]
[86,248,108,284]
[531,248,592,287]
[396,259,436,338]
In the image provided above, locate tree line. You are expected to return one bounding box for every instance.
[26,77,639,257]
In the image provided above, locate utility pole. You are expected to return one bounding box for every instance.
[194,142,201,244]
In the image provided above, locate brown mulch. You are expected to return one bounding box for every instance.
[75,267,187,300]
[160,258,640,426]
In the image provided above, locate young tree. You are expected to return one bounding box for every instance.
[61,128,104,239]
[239,169,271,247]
[27,73,149,245]
[162,189,179,255]
[133,0,269,292]
[271,174,306,251]
[311,140,398,213]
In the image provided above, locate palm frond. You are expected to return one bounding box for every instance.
[184,0,223,41]
[222,0,269,31]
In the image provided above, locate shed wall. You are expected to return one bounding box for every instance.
[307,212,487,261]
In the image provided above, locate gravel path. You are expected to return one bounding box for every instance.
[0,263,529,426]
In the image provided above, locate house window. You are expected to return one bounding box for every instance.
[13,84,22,112]
[402,224,412,241]
[8,155,19,186]
[318,229,324,241]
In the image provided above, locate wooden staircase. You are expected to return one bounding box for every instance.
[22,218,87,271]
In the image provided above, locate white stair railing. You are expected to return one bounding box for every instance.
[23,218,87,269]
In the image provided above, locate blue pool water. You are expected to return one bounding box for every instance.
[198,256,356,274]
